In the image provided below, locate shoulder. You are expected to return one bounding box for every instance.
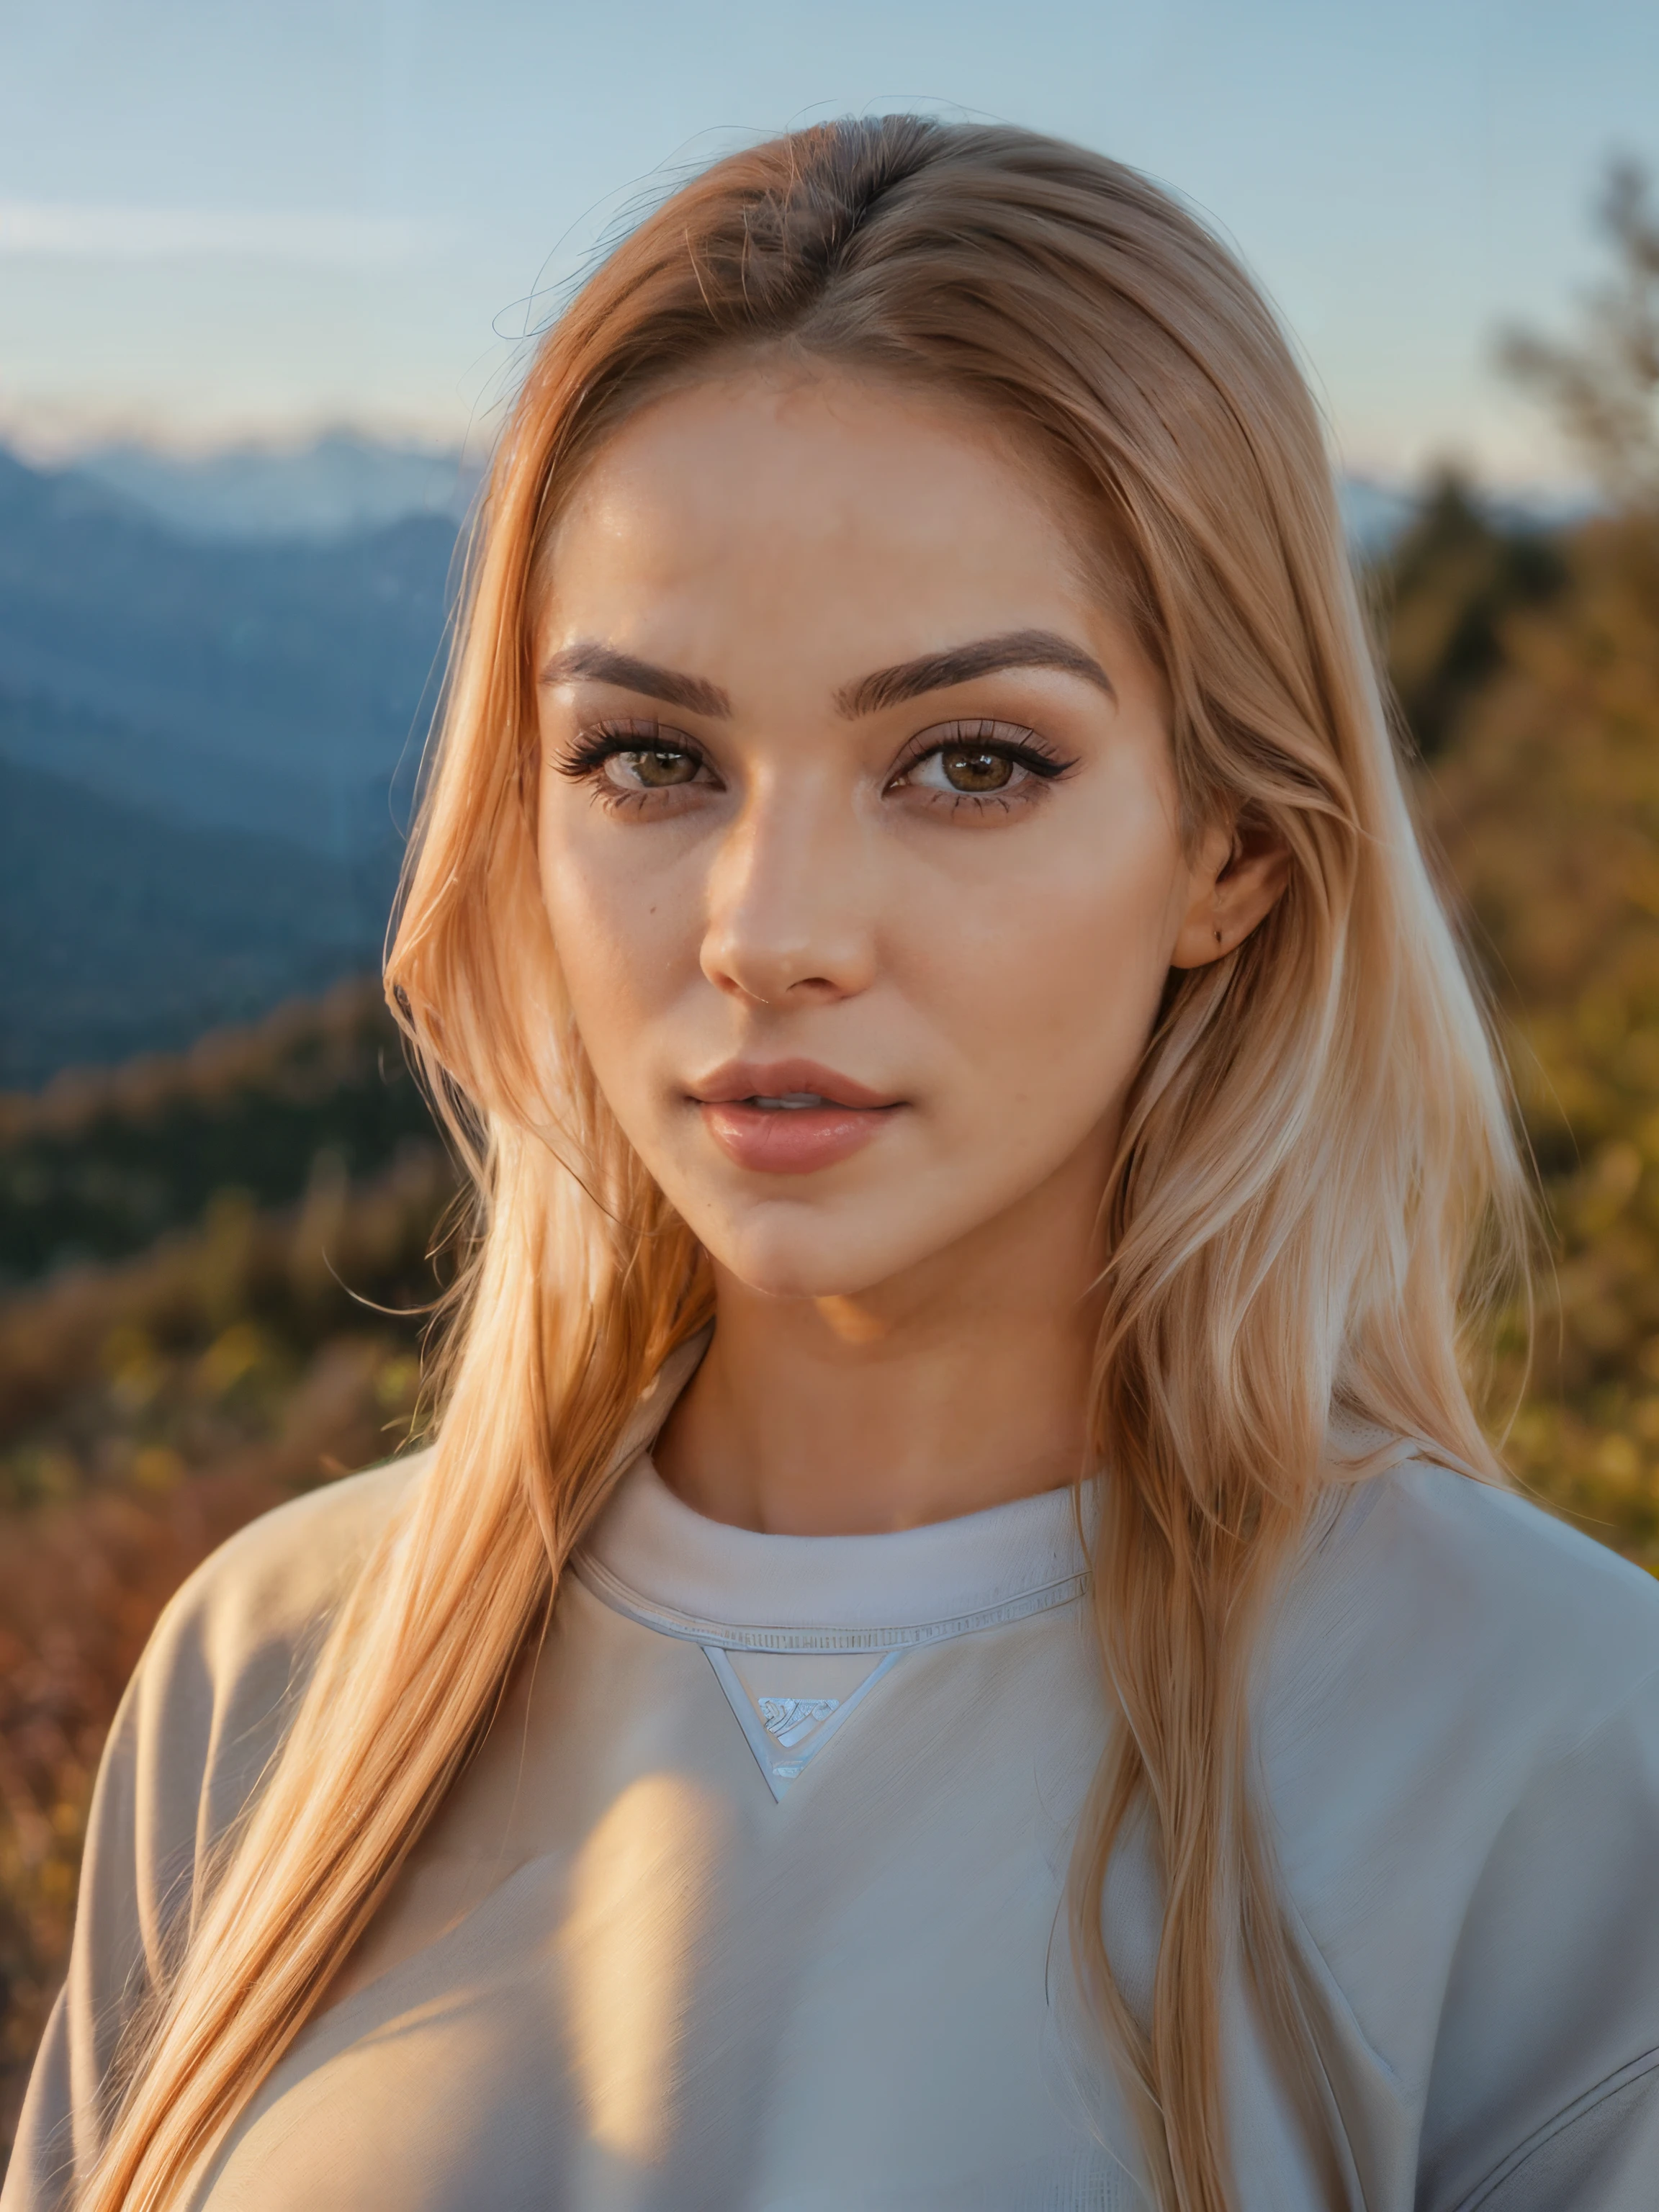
[150,1450,428,1679]
[119,1452,429,1847]
[5,1459,427,2206]
[1272,1454,1659,1774]
[1265,1454,1659,1858]
[1364,1450,1657,1633]
[19,1447,432,2172]
[1264,1455,1659,2169]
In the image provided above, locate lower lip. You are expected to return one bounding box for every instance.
[698,1101,899,1175]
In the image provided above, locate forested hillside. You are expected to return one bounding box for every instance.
[1400,163,1659,1557]
[0,989,457,2141]
[0,756,396,1088]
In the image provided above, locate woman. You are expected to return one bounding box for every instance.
[9,117,1659,2212]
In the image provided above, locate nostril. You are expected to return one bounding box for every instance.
[712,971,841,1009]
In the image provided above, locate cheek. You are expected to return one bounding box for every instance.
[536,788,694,1052]
[914,809,1180,1120]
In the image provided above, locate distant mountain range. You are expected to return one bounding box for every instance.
[0,752,382,1087]
[71,433,483,544]
[0,446,457,850]
[0,436,462,1086]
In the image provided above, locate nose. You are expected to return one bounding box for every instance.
[700,773,877,1008]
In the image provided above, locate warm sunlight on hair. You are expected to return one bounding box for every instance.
[71,117,1537,2212]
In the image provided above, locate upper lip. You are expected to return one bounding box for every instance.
[690,1059,902,1110]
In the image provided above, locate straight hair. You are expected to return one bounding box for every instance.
[83,117,1528,2212]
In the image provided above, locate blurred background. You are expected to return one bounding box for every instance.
[3,0,1659,2162]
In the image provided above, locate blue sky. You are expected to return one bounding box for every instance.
[0,0,1655,484]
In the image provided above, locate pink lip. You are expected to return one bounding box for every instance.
[691,1059,904,1177]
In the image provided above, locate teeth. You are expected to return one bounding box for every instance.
[750,1092,828,1110]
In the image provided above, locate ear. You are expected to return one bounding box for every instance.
[1168,811,1291,971]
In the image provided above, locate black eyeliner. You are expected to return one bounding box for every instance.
[553,719,706,783]
[889,718,1079,789]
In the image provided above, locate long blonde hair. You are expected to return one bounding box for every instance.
[84,118,1527,2212]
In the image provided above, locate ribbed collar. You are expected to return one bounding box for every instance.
[573,1333,1095,1652]
[578,1459,1093,1652]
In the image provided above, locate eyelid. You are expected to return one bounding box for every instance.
[887,717,1074,786]
[580,714,698,752]
[554,716,715,781]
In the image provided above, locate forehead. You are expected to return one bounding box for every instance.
[535,365,1106,656]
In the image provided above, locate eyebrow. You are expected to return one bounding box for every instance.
[537,642,732,719]
[835,629,1115,716]
[537,624,1115,725]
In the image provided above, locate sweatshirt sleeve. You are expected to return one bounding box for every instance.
[0,1462,418,2212]
[1,1648,192,2212]
[1419,1664,1659,2212]
[1473,2066,1659,2212]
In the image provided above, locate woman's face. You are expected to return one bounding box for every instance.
[534,364,1265,1300]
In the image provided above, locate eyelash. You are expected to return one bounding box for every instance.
[553,716,1077,812]
[888,719,1075,808]
[555,716,690,787]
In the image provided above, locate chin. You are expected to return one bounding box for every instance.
[699,1200,948,1303]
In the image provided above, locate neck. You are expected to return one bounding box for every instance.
[654,1146,1108,1536]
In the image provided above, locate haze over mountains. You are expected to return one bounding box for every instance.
[0,431,1464,1092]
[72,436,482,544]
[0,437,462,1086]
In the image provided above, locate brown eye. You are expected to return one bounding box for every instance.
[888,721,1072,807]
[939,746,1015,793]
[607,747,701,789]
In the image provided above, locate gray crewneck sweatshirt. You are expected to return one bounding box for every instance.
[8,1346,1659,2211]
